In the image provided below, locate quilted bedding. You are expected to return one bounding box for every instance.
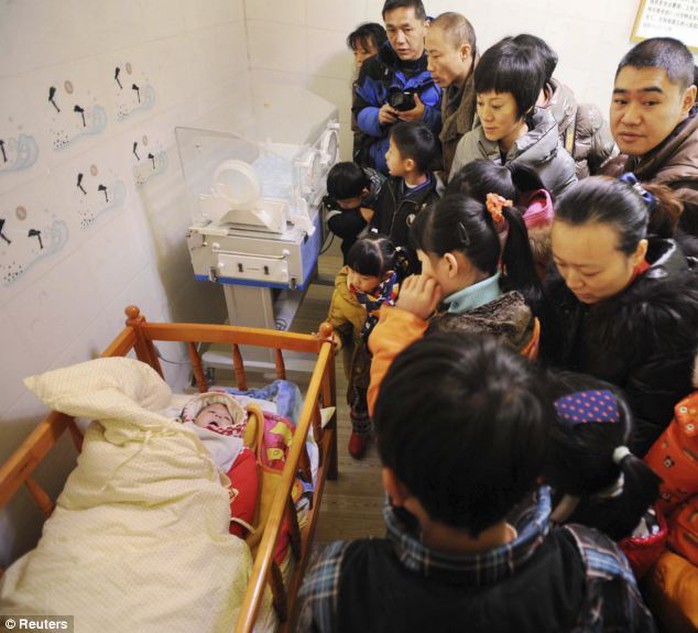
[0,357,273,632]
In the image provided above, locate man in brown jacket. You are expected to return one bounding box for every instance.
[608,37,698,235]
[425,12,477,181]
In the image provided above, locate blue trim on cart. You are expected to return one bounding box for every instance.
[193,211,323,292]
[194,274,312,291]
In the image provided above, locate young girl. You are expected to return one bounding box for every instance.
[544,371,663,577]
[448,38,577,198]
[447,159,555,278]
[541,174,698,456]
[324,233,409,459]
[367,192,540,415]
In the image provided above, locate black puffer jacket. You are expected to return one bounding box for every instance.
[540,238,698,455]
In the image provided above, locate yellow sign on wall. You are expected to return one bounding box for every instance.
[631,0,698,52]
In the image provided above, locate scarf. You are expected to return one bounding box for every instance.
[355,271,399,343]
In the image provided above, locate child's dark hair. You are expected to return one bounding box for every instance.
[509,34,558,85]
[411,193,541,302]
[374,332,551,536]
[617,37,695,91]
[326,162,370,201]
[544,370,661,540]
[555,175,682,255]
[446,159,517,201]
[447,160,548,204]
[390,122,438,173]
[347,22,387,53]
[474,39,544,118]
[346,233,411,281]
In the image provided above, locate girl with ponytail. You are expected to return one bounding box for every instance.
[544,370,664,579]
[447,159,557,279]
[366,191,541,414]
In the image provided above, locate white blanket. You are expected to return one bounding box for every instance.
[0,357,267,632]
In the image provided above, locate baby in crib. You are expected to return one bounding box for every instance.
[190,400,248,437]
[180,392,258,537]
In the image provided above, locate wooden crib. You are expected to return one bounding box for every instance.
[0,305,338,633]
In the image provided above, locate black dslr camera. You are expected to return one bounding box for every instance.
[388,87,417,112]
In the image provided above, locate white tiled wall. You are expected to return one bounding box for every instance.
[1,0,695,566]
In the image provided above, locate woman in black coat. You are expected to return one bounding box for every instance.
[540,175,698,456]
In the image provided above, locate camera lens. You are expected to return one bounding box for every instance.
[388,90,416,112]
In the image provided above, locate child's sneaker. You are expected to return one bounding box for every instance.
[348,431,370,459]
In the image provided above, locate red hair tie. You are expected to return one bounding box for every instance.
[485,193,512,228]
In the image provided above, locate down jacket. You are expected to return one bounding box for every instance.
[540,238,698,456]
[545,78,618,179]
[352,41,442,174]
[449,107,577,199]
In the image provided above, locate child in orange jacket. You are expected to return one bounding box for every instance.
[642,353,698,631]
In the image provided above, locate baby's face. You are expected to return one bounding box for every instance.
[194,403,234,428]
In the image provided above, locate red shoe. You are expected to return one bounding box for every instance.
[348,432,369,459]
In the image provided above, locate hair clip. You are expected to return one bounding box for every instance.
[618,172,657,212]
[612,446,632,465]
[457,221,471,246]
[553,389,620,426]
[485,193,513,228]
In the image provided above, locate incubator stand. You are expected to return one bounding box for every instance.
[176,84,339,371]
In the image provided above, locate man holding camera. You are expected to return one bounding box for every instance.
[352,0,442,174]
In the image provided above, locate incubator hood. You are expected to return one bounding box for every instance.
[175,83,339,343]
[176,84,339,238]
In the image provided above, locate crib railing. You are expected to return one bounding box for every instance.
[0,305,338,633]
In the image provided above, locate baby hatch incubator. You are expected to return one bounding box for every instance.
[176,84,339,342]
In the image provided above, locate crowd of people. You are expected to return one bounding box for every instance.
[310,1,698,630]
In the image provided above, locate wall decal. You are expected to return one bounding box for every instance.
[0,134,40,174]
[71,166,127,230]
[48,81,107,151]
[1,214,69,286]
[27,228,43,249]
[113,61,156,122]
[0,219,11,245]
[73,104,86,127]
[132,135,168,187]
[48,86,60,112]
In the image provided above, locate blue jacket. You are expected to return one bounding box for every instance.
[352,42,442,174]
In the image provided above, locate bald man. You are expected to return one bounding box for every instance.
[425,12,478,178]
